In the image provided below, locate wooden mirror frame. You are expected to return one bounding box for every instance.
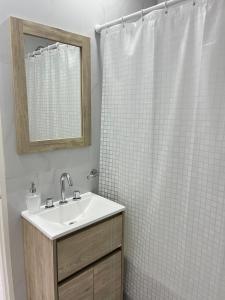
[10,17,91,154]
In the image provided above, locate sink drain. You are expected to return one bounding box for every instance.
[68,221,76,225]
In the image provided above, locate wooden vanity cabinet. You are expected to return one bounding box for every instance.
[23,213,124,300]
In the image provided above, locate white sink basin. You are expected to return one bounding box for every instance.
[21,192,125,240]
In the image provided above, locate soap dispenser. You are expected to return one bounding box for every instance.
[26,182,41,213]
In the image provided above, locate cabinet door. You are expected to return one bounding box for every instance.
[94,251,122,300]
[58,269,93,300]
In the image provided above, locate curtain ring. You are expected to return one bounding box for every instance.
[164,0,168,14]
[141,9,144,22]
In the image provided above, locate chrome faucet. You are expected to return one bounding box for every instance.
[60,173,73,204]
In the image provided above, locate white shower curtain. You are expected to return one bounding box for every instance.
[99,0,225,299]
[25,44,81,141]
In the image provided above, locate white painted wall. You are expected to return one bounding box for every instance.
[24,35,53,55]
[0,0,156,299]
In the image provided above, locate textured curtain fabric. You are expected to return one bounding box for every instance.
[99,0,225,299]
[25,44,81,141]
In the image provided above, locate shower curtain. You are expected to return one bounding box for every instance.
[99,0,225,299]
[25,44,81,141]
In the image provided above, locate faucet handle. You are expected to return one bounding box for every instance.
[73,190,81,201]
[45,197,54,209]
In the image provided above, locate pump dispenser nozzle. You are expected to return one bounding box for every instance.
[30,182,37,194]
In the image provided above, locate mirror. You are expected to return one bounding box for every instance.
[24,34,82,142]
[24,35,82,141]
[10,17,91,154]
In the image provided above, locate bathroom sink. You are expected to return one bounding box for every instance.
[21,192,125,240]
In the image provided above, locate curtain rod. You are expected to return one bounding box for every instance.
[95,0,192,33]
[27,42,61,58]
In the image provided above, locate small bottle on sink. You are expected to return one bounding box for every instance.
[26,182,41,213]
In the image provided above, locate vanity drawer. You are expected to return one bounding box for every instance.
[57,214,123,281]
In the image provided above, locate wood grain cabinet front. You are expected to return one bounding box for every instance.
[23,213,124,300]
[58,250,122,300]
[94,250,122,300]
[58,269,94,300]
[57,214,123,281]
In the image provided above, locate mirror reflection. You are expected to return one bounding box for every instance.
[23,34,82,142]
